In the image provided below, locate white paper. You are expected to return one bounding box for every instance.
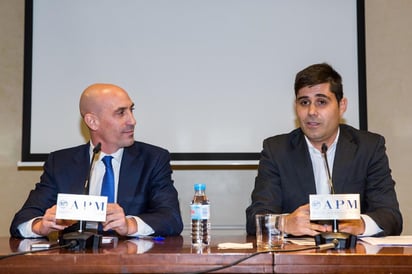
[217,242,254,249]
[56,193,107,222]
[310,194,360,220]
[360,236,412,246]
[286,237,316,246]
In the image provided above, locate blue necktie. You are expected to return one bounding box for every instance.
[101,155,114,203]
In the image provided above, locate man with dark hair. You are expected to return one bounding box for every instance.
[246,63,402,237]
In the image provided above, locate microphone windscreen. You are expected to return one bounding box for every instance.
[321,143,328,154]
[93,142,102,153]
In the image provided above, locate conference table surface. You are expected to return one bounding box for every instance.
[1,231,412,273]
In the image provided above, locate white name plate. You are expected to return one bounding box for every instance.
[310,193,360,220]
[56,193,107,222]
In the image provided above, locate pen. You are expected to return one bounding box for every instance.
[135,236,165,241]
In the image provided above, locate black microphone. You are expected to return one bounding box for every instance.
[321,143,338,233]
[321,143,335,195]
[59,142,102,250]
[84,142,102,195]
[314,143,357,249]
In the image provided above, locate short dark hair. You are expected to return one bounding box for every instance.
[294,63,343,102]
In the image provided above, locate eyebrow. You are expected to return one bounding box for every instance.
[296,93,331,101]
[115,103,135,113]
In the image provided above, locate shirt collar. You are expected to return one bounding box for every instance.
[304,128,340,155]
[89,141,124,163]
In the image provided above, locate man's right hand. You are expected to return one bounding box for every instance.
[32,205,69,236]
[284,204,328,236]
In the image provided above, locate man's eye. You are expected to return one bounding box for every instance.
[316,99,328,106]
[299,100,310,106]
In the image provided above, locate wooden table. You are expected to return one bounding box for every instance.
[1,233,412,273]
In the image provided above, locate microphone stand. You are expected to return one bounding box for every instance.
[314,144,357,249]
[59,143,102,250]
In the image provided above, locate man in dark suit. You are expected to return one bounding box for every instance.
[246,63,402,237]
[10,83,183,238]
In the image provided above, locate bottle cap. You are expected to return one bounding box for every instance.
[194,183,206,191]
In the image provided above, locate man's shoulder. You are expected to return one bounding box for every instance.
[340,124,383,142]
[48,143,89,158]
[130,141,168,152]
[42,144,89,168]
[126,141,170,158]
[263,128,303,145]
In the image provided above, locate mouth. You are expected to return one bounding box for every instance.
[305,121,321,128]
[123,126,135,134]
[123,129,135,137]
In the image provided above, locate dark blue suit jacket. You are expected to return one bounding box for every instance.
[10,141,183,237]
[246,124,403,236]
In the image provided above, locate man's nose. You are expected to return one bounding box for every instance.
[308,103,318,115]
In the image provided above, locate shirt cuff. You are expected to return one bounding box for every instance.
[126,216,154,237]
[359,214,383,237]
[17,218,44,238]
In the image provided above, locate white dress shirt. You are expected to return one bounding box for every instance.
[305,130,382,236]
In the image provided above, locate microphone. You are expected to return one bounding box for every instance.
[314,143,357,249]
[321,143,338,233]
[321,143,335,195]
[59,142,102,250]
[84,142,102,195]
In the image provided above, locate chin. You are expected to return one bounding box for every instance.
[124,139,135,147]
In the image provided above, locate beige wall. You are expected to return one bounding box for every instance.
[0,0,44,236]
[365,0,412,234]
[1,0,411,237]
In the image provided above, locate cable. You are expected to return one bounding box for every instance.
[0,240,78,260]
[182,244,335,274]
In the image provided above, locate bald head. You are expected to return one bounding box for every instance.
[79,83,136,153]
[79,83,128,117]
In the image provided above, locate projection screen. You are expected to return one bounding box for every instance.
[21,0,366,165]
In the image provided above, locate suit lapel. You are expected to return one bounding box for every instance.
[64,144,91,194]
[290,130,317,194]
[117,144,142,207]
[332,126,357,193]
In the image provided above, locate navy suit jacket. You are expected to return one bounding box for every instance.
[246,124,402,236]
[10,141,183,237]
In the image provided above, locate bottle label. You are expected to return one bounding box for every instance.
[190,204,210,220]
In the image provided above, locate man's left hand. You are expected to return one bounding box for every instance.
[102,203,137,236]
[335,219,365,235]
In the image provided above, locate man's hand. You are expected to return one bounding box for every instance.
[284,204,328,236]
[32,205,68,236]
[101,203,137,236]
[337,219,365,235]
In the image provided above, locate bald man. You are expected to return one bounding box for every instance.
[10,83,183,238]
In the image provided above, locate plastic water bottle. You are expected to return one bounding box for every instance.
[190,183,211,246]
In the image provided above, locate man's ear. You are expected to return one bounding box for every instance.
[339,97,348,116]
[83,113,99,131]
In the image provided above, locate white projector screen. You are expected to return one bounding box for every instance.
[22,0,366,165]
